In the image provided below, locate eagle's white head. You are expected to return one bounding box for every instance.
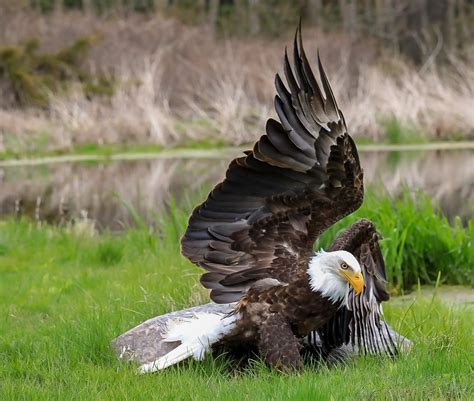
[307,250,364,304]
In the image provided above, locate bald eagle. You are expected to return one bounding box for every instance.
[113,26,410,372]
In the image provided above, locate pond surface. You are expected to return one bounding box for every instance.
[0,148,473,230]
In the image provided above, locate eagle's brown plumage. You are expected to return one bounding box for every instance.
[179,26,391,370]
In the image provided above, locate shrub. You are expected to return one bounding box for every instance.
[0,37,114,107]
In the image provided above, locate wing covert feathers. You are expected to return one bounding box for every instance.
[328,218,389,303]
[181,26,364,303]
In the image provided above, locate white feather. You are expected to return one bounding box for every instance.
[138,342,203,373]
[138,312,238,373]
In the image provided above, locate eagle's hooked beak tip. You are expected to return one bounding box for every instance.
[352,272,364,295]
[341,270,364,295]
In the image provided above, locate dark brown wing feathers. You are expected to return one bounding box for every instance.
[181,26,364,303]
[328,218,389,302]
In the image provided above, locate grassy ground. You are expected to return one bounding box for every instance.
[0,198,473,400]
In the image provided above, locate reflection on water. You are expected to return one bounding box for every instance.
[0,149,472,230]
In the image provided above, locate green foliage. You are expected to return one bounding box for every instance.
[316,189,473,293]
[0,130,52,159]
[382,117,426,144]
[166,0,301,37]
[0,216,472,399]
[166,0,206,25]
[0,242,8,256]
[252,0,300,37]
[30,0,155,14]
[24,0,474,63]
[95,238,124,266]
[55,36,91,65]
[0,37,115,107]
[30,0,57,13]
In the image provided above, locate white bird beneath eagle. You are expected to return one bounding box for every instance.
[112,25,411,373]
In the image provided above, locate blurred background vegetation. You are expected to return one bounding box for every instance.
[0,0,473,155]
[24,0,474,63]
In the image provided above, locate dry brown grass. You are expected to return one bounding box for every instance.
[335,56,474,141]
[0,9,473,154]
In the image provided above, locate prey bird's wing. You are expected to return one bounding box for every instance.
[181,26,364,304]
[314,219,398,356]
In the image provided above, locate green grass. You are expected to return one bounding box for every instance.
[381,118,426,145]
[317,189,473,293]
[0,192,473,400]
[0,137,233,161]
[1,128,471,162]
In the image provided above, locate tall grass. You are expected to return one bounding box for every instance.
[1,189,471,294]
[0,206,472,399]
[317,189,473,292]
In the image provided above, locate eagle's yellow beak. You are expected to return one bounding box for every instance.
[340,270,364,295]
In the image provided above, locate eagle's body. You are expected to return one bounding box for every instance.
[115,25,408,373]
[231,265,340,337]
[223,273,343,370]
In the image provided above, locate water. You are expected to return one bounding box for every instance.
[0,148,472,230]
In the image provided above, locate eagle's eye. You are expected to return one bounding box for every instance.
[341,262,349,270]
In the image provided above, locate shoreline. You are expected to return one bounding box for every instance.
[1,141,473,167]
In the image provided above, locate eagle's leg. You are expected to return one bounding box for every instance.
[258,314,301,371]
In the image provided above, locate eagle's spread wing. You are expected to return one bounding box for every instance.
[181,27,364,303]
[312,219,397,356]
